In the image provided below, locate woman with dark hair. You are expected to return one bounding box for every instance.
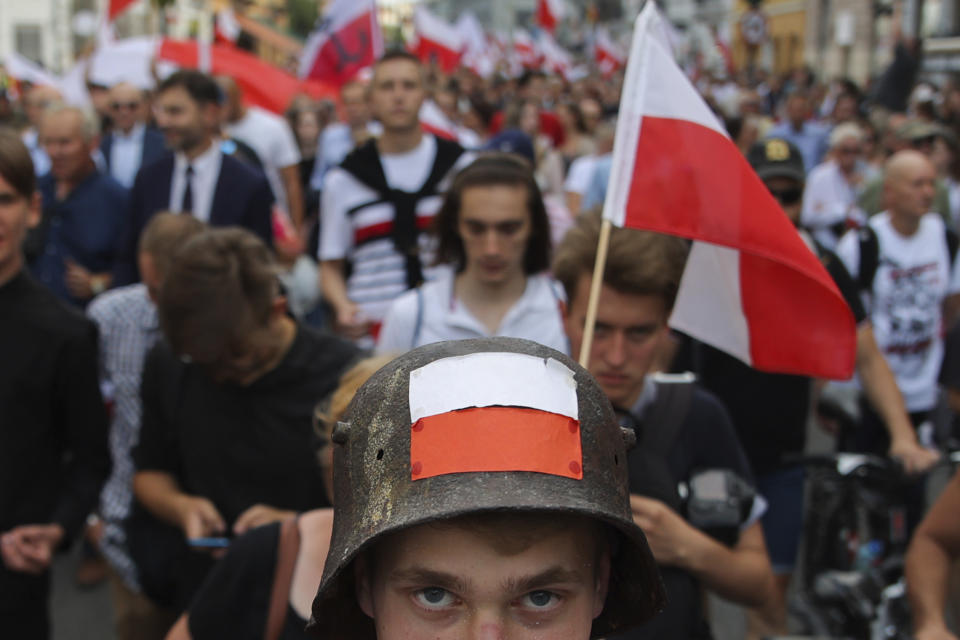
[555,101,595,173]
[376,153,568,353]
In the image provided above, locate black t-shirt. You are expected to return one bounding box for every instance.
[613,384,755,640]
[675,249,867,475]
[134,325,358,525]
[189,522,308,640]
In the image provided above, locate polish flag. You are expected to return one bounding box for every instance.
[215,7,242,45]
[513,29,540,69]
[108,0,137,21]
[457,13,495,78]
[409,353,582,481]
[536,0,566,34]
[603,2,856,379]
[595,27,625,76]
[299,0,382,87]
[419,100,458,141]
[411,6,463,73]
[538,32,573,79]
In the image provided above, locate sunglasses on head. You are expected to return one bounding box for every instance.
[111,101,140,111]
[766,186,803,205]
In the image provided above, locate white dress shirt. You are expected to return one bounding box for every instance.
[169,141,223,223]
[109,123,146,188]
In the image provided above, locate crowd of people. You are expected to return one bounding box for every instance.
[2,17,960,640]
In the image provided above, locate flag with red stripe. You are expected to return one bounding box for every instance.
[108,0,137,21]
[411,6,463,73]
[299,0,382,87]
[408,353,583,481]
[536,0,566,34]
[603,2,856,379]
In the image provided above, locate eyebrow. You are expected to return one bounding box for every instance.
[502,566,586,593]
[389,567,470,594]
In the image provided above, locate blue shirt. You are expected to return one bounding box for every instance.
[582,153,613,213]
[31,171,129,306]
[766,120,831,175]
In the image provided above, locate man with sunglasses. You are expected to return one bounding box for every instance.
[801,122,869,250]
[99,83,166,189]
[130,227,358,610]
[681,138,938,638]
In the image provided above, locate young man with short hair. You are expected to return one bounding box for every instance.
[318,51,472,343]
[376,154,566,352]
[307,337,666,639]
[554,212,775,638]
[0,128,110,639]
[131,227,357,607]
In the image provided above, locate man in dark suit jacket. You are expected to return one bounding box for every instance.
[113,71,274,285]
[99,83,168,189]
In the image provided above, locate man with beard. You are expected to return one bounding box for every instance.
[113,70,273,285]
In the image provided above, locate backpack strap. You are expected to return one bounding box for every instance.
[856,226,880,293]
[643,375,696,456]
[264,517,302,640]
[946,228,959,270]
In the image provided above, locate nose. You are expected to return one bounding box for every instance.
[482,230,500,256]
[469,616,506,640]
[603,331,628,368]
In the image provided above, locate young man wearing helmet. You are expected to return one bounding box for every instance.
[307,337,666,639]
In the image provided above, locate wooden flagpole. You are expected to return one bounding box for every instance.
[578,217,613,367]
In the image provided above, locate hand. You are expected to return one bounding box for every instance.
[176,495,226,541]
[233,504,296,536]
[64,259,93,299]
[334,302,372,340]
[630,495,704,569]
[0,524,65,574]
[915,624,960,640]
[890,437,940,475]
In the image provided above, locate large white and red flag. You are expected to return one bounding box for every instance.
[536,0,566,34]
[603,2,856,379]
[595,27,626,76]
[299,0,382,87]
[411,6,463,73]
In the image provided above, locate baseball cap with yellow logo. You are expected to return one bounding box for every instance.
[747,138,806,184]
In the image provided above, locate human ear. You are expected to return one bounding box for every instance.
[354,555,375,619]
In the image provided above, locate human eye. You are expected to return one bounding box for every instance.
[413,587,458,611]
[517,590,562,612]
[627,326,656,343]
[464,221,486,236]
[498,222,523,236]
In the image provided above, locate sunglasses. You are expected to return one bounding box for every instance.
[111,101,140,111]
[767,186,803,205]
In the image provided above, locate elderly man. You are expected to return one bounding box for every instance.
[30,104,128,305]
[801,122,869,250]
[99,83,167,189]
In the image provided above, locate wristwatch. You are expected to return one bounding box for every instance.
[90,276,108,296]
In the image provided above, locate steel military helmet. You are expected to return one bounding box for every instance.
[307,337,666,638]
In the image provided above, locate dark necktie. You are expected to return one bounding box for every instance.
[182,165,194,213]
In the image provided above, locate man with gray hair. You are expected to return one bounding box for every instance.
[801,122,869,249]
[30,103,128,305]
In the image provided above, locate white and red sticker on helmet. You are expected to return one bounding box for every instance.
[408,352,583,481]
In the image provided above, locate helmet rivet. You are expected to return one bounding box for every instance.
[331,421,351,445]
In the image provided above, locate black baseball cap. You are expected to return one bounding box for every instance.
[748,138,805,184]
